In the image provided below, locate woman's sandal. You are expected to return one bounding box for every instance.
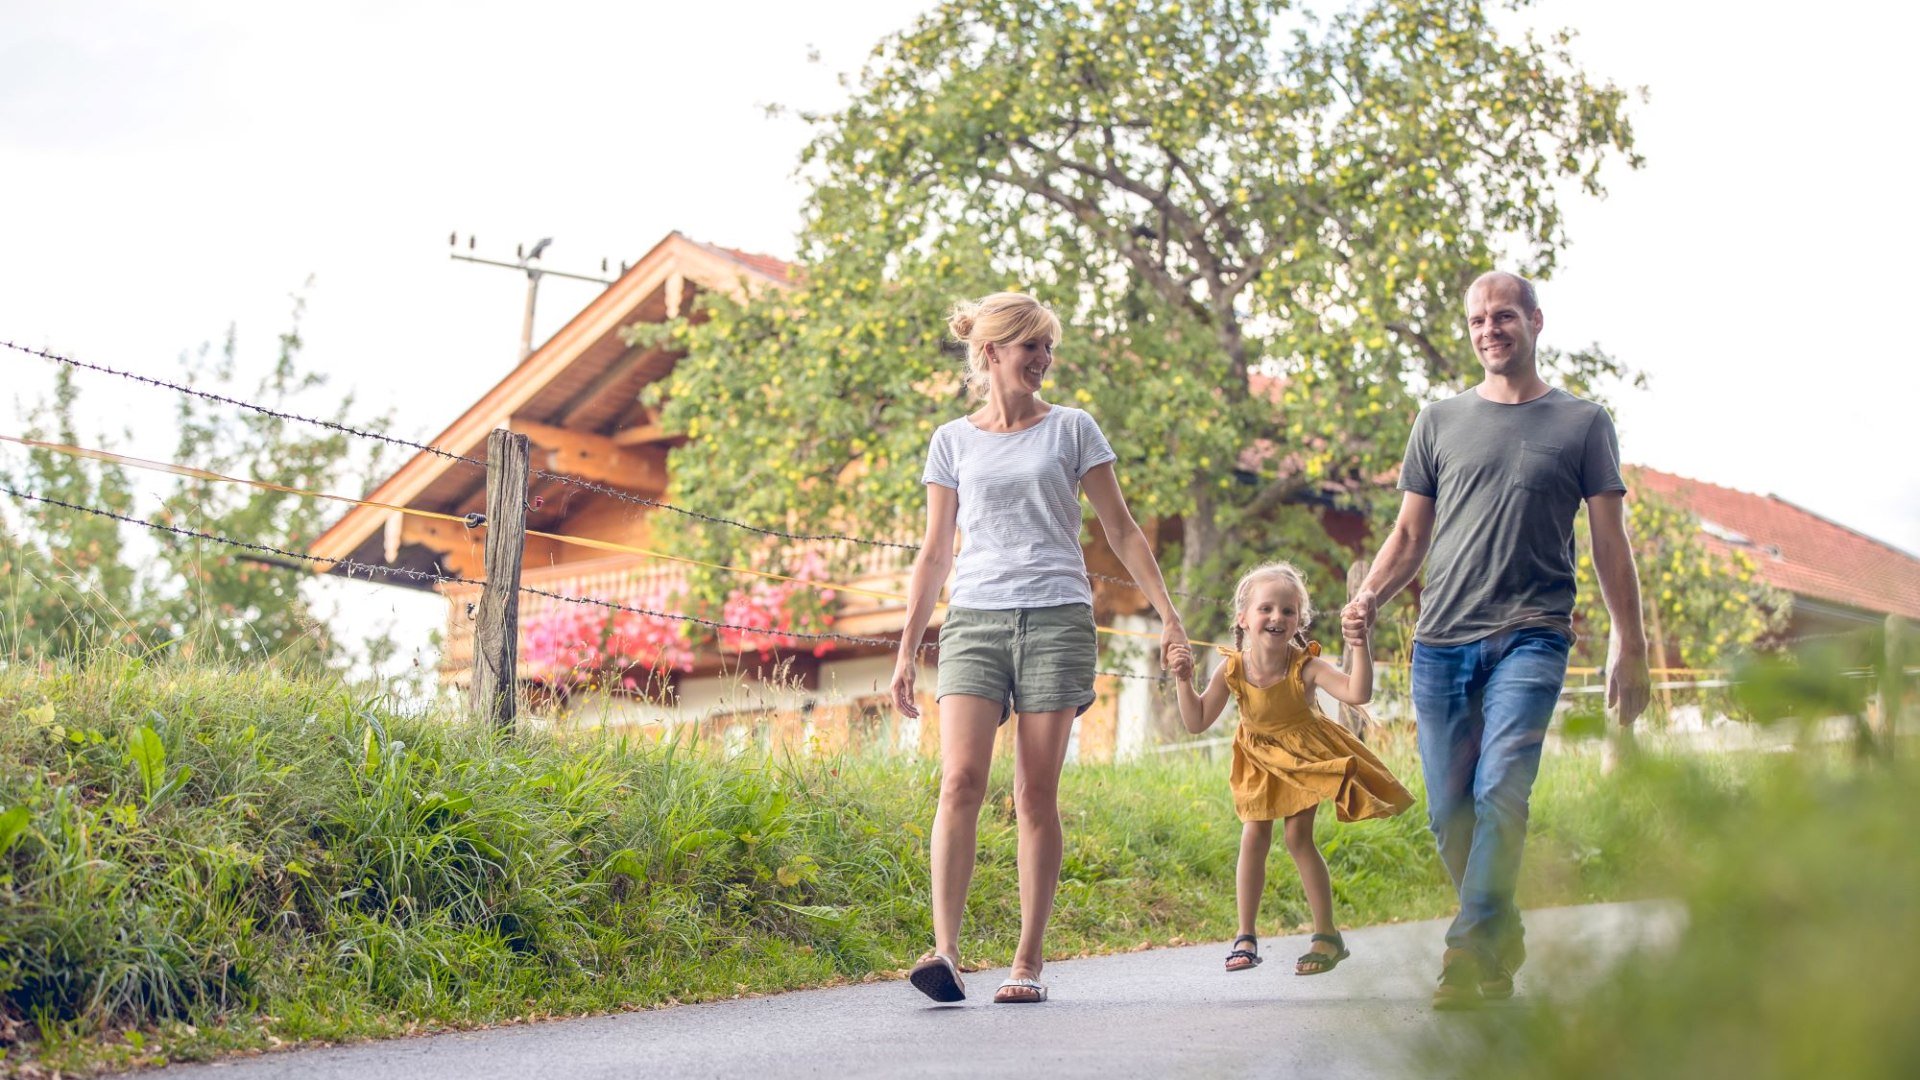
[1225,934,1262,972]
[993,976,1048,1004]
[909,952,966,1002]
[1294,932,1350,976]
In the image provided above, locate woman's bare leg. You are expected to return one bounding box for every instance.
[1005,707,1076,993]
[929,695,1004,962]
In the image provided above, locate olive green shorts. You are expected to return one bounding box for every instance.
[936,603,1098,723]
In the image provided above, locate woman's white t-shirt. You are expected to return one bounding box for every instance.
[921,405,1117,609]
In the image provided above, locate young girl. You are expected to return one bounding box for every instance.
[1167,562,1413,976]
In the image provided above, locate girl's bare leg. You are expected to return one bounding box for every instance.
[1282,805,1340,968]
[1236,819,1276,957]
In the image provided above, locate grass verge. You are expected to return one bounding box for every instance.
[1,656,1747,1075]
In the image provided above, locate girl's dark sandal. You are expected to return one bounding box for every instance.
[1225,934,1262,971]
[1295,932,1350,976]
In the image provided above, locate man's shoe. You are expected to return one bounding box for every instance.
[1482,934,1523,999]
[1479,960,1514,1000]
[1432,948,1484,1011]
[1500,933,1527,974]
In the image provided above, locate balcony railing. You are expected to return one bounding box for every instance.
[437,539,918,682]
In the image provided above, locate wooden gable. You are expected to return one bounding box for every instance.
[308,232,792,582]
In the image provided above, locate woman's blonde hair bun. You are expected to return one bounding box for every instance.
[946,292,1063,401]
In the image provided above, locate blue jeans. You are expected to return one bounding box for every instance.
[1411,627,1571,967]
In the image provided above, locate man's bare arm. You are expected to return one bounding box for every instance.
[1342,492,1436,639]
[1588,491,1650,726]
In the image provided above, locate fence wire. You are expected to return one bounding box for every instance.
[0,484,1172,683]
[5,338,1219,607]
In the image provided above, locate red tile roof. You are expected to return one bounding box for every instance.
[698,240,798,284]
[1629,466,1920,621]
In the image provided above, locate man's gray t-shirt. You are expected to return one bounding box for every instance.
[1398,388,1625,646]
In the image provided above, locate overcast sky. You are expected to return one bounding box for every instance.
[3,0,1914,667]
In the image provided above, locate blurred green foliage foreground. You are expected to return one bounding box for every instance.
[1423,649,1916,1079]
[1423,754,1917,1079]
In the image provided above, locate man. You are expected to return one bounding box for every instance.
[1342,271,1651,1010]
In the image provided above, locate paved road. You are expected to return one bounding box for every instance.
[145,901,1679,1080]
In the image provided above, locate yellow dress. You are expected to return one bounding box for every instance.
[1224,643,1414,824]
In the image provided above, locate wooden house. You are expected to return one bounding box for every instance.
[1628,466,1920,642]
[307,232,1171,759]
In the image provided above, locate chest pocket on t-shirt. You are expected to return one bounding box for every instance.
[1513,441,1565,493]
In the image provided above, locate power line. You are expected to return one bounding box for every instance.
[4,338,1222,606]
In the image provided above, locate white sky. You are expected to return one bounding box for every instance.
[3,0,1915,671]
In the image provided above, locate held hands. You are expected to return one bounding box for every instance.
[1340,590,1378,645]
[1166,642,1195,682]
[1159,618,1190,674]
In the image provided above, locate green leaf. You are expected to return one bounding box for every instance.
[1733,647,1867,726]
[126,724,166,802]
[0,805,30,858]
[769,901,852,927]
[601,848,648,883]
[671,828,732,854]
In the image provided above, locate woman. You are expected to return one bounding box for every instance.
[891,291,1188,1005]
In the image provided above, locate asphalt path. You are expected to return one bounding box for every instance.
[143,900,1680,1080]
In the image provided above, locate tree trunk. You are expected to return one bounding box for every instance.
[1180,481,1221,625]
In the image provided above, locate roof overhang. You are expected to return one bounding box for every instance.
[309,231,792,583]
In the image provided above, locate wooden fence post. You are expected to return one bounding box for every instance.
[1341,557,1374,741]
[1883,615,1908,755]
[472,429,530,730]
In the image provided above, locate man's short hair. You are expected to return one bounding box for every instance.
[1468,271,1538,315]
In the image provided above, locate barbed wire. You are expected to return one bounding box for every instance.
[1,486,899,650]
[1,485,1173,681]
[8,338,1225,606]
[524,468,921,551]
[1,486,459,587]
[2,339,929,550]
[1,339,485,469]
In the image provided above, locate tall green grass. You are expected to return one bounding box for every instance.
[1,656,1736,1074]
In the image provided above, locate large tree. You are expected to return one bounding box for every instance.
[661,0,1639,642]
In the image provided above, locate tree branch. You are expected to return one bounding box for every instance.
[1014,136,1227,291]
[987,161,1191,306]
[1244,471,1315,520]
[1385,321,1453,378]
[1224,234,1290,305]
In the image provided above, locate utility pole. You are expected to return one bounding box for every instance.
[449,233,621,362]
